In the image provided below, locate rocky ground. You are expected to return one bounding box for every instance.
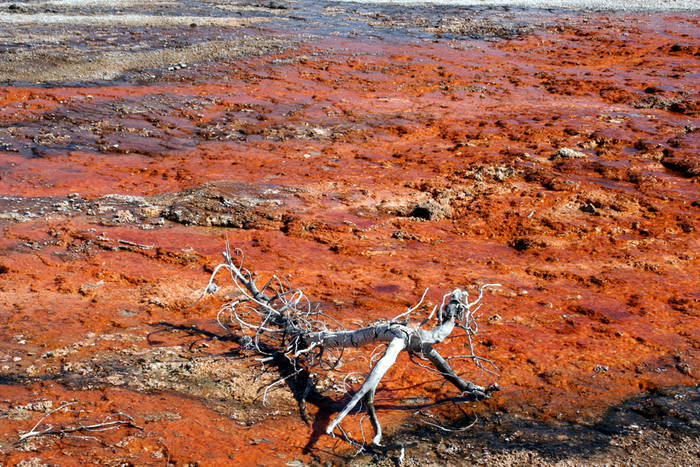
[0,1,698,465]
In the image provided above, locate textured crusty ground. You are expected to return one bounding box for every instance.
[0,1,698,465]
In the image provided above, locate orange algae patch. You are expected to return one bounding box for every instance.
[1,11,699,464]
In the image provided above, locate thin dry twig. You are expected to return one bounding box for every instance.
[17,403,143,444]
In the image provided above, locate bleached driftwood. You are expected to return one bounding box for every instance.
[202,244,499,445]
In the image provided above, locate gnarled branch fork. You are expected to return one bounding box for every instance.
[202,244,499,445]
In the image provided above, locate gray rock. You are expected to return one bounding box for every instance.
[551,147,588,160]
[407,200,451,220]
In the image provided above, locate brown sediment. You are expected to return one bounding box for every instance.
[0,36,288,83]
[1,6,699,466]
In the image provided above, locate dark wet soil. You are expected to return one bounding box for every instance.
[353,385,700,466]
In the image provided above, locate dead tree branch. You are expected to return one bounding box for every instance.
[18,402,142,444]
[203,244,499,445]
